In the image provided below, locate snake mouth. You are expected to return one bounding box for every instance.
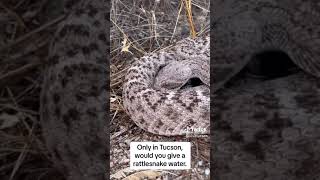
[243,50,300,80]
[224,50,302,89]
[180,77,205,89]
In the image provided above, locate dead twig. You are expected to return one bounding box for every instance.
[0,62,40,88]
[0,15,65,52]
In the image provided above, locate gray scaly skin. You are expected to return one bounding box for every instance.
[40,0,107,179]
[212,0,320,92]
[214,73,320,179]
[212,0,320,179]
[123,36,210,136]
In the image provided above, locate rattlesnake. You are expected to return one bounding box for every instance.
[123,0,320,179]
[212,0,320,91]
[123,0,320,137]
[40,1,107,180]
[211,0,320,179]
[122,36,210,136]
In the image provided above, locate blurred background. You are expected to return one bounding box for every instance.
[0,0,65,179]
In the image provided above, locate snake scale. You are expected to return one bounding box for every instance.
[39,0,319,179]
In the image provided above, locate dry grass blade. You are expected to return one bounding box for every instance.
[170,1,184,43]
[0,15,65,52]
[0,1,26,28]
[111,18,146,54]
[3,38,49,64]
[0,62,40,87]
[183,0,196,38]
[9,144,28,180]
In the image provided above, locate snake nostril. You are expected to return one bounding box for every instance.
[245,50,300,80]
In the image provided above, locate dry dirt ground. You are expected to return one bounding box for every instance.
[110,0,210,179]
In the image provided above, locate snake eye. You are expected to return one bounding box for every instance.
[245,50,300,80]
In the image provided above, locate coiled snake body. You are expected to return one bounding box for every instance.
[122,36,210,136]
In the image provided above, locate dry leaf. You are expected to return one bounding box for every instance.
[123,170,162,180]
[121,37,133,54]
[111,96,117,103]
[0,113,21,129]
[111,168,163,180]
[110,167,134,179]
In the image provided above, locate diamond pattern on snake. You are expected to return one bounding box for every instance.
[40,1,107,179]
